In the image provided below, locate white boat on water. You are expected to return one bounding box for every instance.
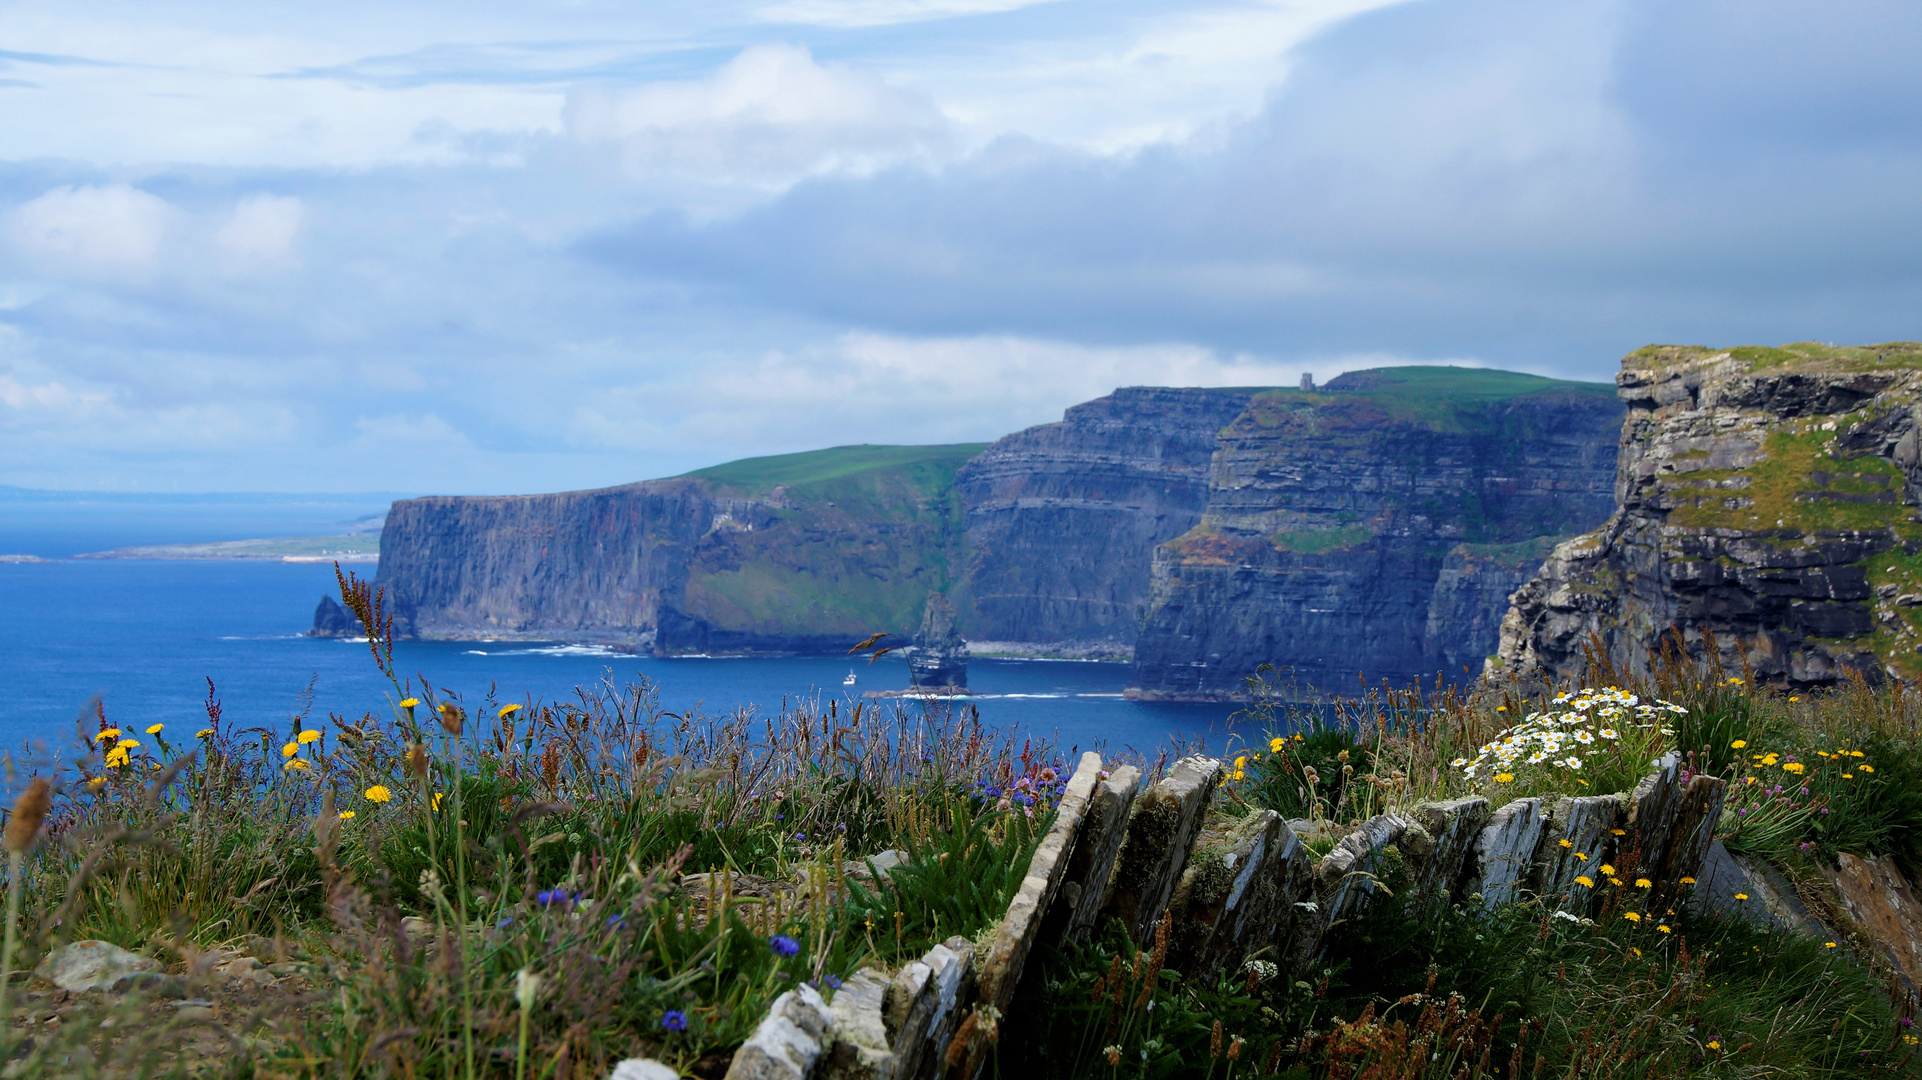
[843,670,857,686]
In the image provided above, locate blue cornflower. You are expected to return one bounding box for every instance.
[795,831,807,841]
[606,913,625,928]
[824,974,843,990]
[496,917,514,929]
[776,813,785,821]
[983,785,1001,799]
[660,1010,688,1032]
[535,890,553,905]
[1015,793,1036,807]
[770,935,801,957]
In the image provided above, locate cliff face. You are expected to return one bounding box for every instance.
[1129,369,1624,698]
[374,445,984,653]
[952,387,1259,656]
[1495,343,1922,689]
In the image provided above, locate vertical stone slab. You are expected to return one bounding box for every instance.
[1688,840,1822,934]
[821,969,894,1080]
[1531,794,1624,914]
[1469,798,1544,909]
[725,983,836,1080]
[882,938,975,1080]
[1653,773,1727,907]
[1163,810,1284,977]
[1403,799,1491,917]
[1625,752,1684,881]
[1829,854,1922,994]
[1100,756,1223,943]
[958,752,1104,1079]
[1265,824,1316,967]
[1040,763,1142,946]
[1291,813,1408,968]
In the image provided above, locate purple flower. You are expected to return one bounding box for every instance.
[796,831,807,841]
[606,913,626,928]
[1901,1017,1913,1029]
[824,974,843,990]
[660,1010,688,1032]
[771,935,801,958]
[1015,793,1035,807]
[497,917,514,929]
[776,813,785,821]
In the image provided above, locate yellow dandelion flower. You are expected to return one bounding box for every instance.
[95,729,121,742]
[1657,924,1672,934]
[1789,696,1800,702]
[1730,740,1746,749]
[195,728,214,738]
[1575,875,1595,888]
[399,697,420,709]
[1574,852,1588,861]
[1234,755,1247,770]
[1906,1035,1919,1046]
[104,748,129,768]
[1610,877,1625,886]
[282,742,299,758]
[284,759,311,772]
[1269,737,1285,753]
[431,792,444,811]
[86,776,107,792]
[145,724,164,735]
[1494,772,1515,784]
[364,785,392,803]
[1558,839,1573,848]
[1707,1040,1721,1050]
[1782,762,1806,775]
[1623,911,1642,922]
[1600,863,1616,876]
[1843,773,1854,779]
[116,738,139,750]
[1635,878,1652,888]
[1734,892,1749,901]
[1680,877,1696,885]
[1862,764,1876,773]
[1609,828,1626,836]
[1850,750,1865,758]
[338,810,355,820]
[1232,769,1245,781]
[499,704,523,719]
[1824,941,1837,949]
[298,729,322,744]
[1496,706,1507,712]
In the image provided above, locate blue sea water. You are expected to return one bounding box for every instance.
[0,557,1247,767]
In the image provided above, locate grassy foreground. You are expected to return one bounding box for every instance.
[1,581,1919,1077]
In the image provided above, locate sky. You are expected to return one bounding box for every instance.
[1,0,1918,495]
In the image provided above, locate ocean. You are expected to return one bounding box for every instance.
[0,510,1248,765]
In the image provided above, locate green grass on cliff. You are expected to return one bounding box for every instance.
[679,443,989,496]
[1317,364,1618,402]
[1627,340,1922,373]
[1248,365,1619,436]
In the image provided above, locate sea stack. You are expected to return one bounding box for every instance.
[909,593,968,689]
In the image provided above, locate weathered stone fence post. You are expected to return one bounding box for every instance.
[615,750,1726,1080]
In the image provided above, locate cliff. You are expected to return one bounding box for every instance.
[952,387,1260,656]
[370,444,984,653]
[1129,368,1623,698]
[1495,342,1922,688]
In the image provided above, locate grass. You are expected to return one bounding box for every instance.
[1627,341,1922,374]
[678,443,989,496]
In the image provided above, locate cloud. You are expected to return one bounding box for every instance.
[564,44,953,185]
[7,184,177,280]
[757,0,1061,28]
[214,194,305,270]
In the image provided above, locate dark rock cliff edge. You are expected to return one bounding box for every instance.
[1496,343,1922,690]
[323,368,1625,698]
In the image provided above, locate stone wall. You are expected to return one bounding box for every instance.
[672,751,1727,1080]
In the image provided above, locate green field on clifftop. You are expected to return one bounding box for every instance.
[680,442,990,495]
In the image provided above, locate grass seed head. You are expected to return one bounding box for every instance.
[4,777,50,852]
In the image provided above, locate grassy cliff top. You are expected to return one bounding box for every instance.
[1626,341,1922,374]
[1320,365,1617,400]
[678,442,991,497]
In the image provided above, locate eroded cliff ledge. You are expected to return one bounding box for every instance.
[1128,368,1623,699]
[1494,342,1922,689]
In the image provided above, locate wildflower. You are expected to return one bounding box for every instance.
[1731,740,1746,749]
[282,742,299,758]
[104,748,129,768]
[116,739,139,750]
[95,729,120,742]
[298,729,322,744]
[338,810,355,820]
[1635,878,1651,888]
[365,785,393,803]
[196,728,214,738]
[1574,852,1588,861]
[1863,764,1876,773]
[516,969,542,1011]
[1558,839,1573,848]
[1270,737,1285,753]
[438,702,464,736]
[1610,877,1625,887]
[1825,941,1838,949]
[1790,696,1800,702]
[500,704,523,719]
[85,777,106,792]
[399,697,419,709]
[145,723,164,735]
[771,935,801,958]
[1734,893,1749,901]
[1680,876,1696,885]
[1494,773,1515,784]
[1843,773,1854,779]
[1850,750,1865,758]
[1496,705,1507,712]
[1623,912,1642,922]
[1631,946,1642,956]
[1575,875,1595,888]
[1782,762,1806,775]
[1234,755,1247,771]
[1599,728,1619,740]
[1707,1040,1721,1050]
[1600,864,1616,877]
[1657,924,1672,934]
[431,792,444,811]
[1906,1035,1920,1047]
[284,759,311,772]
[1609,829,1626,836]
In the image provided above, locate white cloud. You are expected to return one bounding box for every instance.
[7,185,178,280]
[564,44,953,185]
[214,194,305,270]
[758,0,1061,28]
[0,374,103,415]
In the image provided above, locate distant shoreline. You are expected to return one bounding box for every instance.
[71,533,379,562]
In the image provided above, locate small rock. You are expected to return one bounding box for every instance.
[175,1006,216,1023]
[608,1060,679,1080]
[842,851,908,879]
[32,940,160,994]
[218,956,261,976]
[400,917,435,939]
[172,999,216,1009]
[1899,594,1922,607]
[266,961,306,977]
[113,972,187,998]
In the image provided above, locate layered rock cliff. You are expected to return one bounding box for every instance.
[952,387,1259,657]
[1129,368,1624,698]
[370,445,984,653]
[1495,343,1922,688]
